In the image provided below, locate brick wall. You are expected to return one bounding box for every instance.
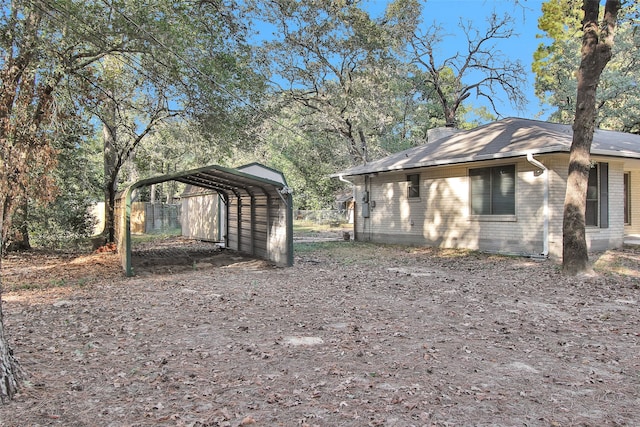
[351,154,628,257]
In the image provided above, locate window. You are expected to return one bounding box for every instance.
[407,174,420,198]
[585,162,609,228]
[470,165,515,215]
[585,164,599,226]
[624,172,630,225]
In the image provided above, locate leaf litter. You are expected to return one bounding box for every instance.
[1,238,639,426]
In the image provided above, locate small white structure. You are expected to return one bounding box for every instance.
[181,186,224,242]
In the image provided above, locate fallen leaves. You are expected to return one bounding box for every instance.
[1,242,639,426]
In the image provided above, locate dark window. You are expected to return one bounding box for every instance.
[470,165,515,215]
[624,172,630,225]
[407,174,420,198]
[585,162,609,228]
[585,164,599,226]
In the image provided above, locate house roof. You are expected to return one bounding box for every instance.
[335,118,640,177]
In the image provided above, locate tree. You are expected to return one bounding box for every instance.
[534,0,639,133]
[562,0,621,275]
[410,12,527,128]
[0,0,260,403]
[26,106,101,249]
[0,1,90,401]
[254,0,421,166]
[87,0,262,242]
[92,54,181,242]
[243,102,347,210]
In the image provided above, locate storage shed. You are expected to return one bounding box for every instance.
[115,163,293,276]
[180,186,223,241]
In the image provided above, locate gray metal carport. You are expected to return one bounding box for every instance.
[114,164,293,276]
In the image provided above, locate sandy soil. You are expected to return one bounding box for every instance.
[1,238,639,426]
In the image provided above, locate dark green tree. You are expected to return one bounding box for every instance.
[562,0,621,275]
[534,0,639,133]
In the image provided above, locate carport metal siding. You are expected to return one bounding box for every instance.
[115,165,293,276]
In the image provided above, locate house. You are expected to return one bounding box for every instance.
[334,118,640,258]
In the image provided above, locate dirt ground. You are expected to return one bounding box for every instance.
[1,236,639,426]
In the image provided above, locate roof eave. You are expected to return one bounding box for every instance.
[334,146,570,178]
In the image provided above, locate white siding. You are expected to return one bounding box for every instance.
[182,194,220,241]
[352,154,627,257]
[625,170,640,235]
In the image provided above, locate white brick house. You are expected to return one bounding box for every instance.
[334,118,640,258]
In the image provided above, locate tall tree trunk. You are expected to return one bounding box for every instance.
[562,0,620,275]
[103,97,118,243]
[6,198,31,252]
[0,207,23,404]
[0,292,22,404]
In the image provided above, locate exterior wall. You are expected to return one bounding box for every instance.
[352,154,627,258]
[625,170,640,236]
[227,191,292,266]
[597,160,625,250]
[181,194,220,241]
[551,155,626,253]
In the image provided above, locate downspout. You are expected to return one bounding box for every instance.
[339,174,355,197]
[526,153,549,257]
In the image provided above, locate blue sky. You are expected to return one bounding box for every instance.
[365,0,550,121]
[253,0,552,122]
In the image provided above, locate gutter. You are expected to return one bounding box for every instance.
[526,153,549,257]
[339,174,356,234]
[339,174,356,207]
[339,173,354,186]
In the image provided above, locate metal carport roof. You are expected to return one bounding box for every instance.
[115,164,293,276]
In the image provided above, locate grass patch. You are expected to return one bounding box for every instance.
[7,277,91,292]
[131,228,182,244]
[294,241,419,265]
[293,219,349,235]
[593,249,640,278]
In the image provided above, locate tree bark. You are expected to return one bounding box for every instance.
[562,0,620,275]
[0,207,23,404]
[6,199,31,252]
[103,97,118,243]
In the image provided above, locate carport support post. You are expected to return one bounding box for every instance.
[250,194,256,256]
[124,185,135,277]
[235,196,242,252]
[286,191,294,266]
[219,193,228,247]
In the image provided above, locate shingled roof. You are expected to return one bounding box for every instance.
[335,118,640,177]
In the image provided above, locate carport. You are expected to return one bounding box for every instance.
[114,163,293,276]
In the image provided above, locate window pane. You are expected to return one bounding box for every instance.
[585,200,598,226]
[491,165,515,215]
[585,165,598,226]
[624,173,631,224]
[407,174,420,198]
[624,173,629,224]
[586,165,598,201]
[470,168,491,215]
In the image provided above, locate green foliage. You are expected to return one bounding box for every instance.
[534,0,639,132]
[253,0,425,166]
[28,118,102,249]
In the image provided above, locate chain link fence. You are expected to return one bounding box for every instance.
[295,209,350,226]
